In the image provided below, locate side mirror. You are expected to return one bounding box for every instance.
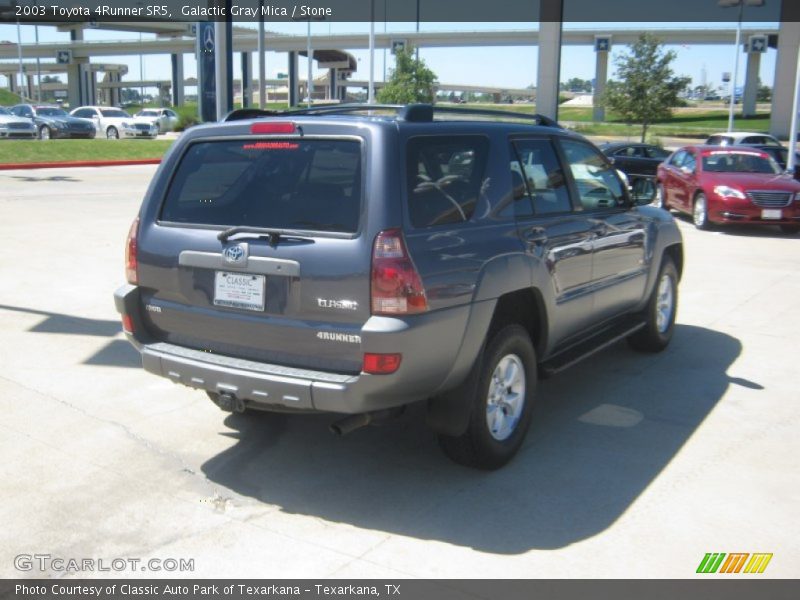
[630,177,656,206]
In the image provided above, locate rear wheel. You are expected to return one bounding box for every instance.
[779,225,799,235]
[438,325,536,470]
[693,193,711,230]
[628,257,678,353]
[106,126,119,139]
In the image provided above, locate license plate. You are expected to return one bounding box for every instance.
[214,271,265,311]
[762,209,782,220]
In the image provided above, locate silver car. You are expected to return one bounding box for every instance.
[0,106,37,139]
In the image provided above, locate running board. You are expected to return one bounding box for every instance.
[540,320,646,377]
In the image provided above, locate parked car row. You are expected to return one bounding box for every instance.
[0,104,178,140]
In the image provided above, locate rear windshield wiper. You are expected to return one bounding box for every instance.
[217,226,314,244]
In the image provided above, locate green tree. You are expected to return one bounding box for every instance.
[377,46,437,104]
[602,34,691,142]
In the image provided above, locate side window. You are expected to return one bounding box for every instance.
[510,139,572,217]
[669,150,687,167]
[406,136,489,228]
[559,139,627,211]
[706,135,724,145]
[683,152,697,173]
[74,109,94,118]
[645,146,670,160]
[617,146,643,158]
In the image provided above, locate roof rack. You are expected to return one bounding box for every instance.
[225,103,560,128]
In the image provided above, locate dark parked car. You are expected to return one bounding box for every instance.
[600,142,671,178]
[9,104,96,140]
[116,104,683,469]
[656,145,800,233]
[749,144,800,180]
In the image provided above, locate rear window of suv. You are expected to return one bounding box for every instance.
[160,139,362,233]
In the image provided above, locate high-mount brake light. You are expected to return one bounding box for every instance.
[250,122,296,134]
[370,229,428,315]
[125,217,139,285]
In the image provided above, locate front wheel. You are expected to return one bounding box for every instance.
[438,325,536,470]
[628,257,678,353]
[106,126,119,139]
[39,126,51,140]
[693,193,711,230]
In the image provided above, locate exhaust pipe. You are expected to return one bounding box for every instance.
[329,408,404,436]
[215,391,247,414]
[330,413,373,436]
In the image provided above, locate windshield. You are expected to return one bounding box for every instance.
[101,109,130,118]
[0,107,10,115]
[161,139,362,233]
[36,107,67,117]
[702,152,781,174]
[138,110,158,117]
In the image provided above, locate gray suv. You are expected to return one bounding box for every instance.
[115,104,683,469]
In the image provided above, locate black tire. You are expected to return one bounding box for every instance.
[438,325,537,470]
[106,126,119,139]
[779,225,799,235]
[693,193,712,231]
[39,126,51,140]
[628,257,678,353]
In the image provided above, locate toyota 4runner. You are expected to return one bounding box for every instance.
[115,104,683,469]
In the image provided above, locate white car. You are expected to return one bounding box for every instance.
[705,131,782,147]
[134,108,179,133]
[70,106,159,139]
[0,106,37,139]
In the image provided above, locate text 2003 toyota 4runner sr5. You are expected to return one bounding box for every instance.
[115,104,683,469]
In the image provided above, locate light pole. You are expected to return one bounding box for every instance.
[258,0,266,108]
[787,42,800,173]
[307,18,313,107]
[719,0,765,132]
[368,0,375,103]
[15,19,24,99]
[34,2,41,101]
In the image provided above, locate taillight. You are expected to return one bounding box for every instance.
[250,122,296,134]
[363,353,402,375]
[125,217,139,285]
[121,314,135,334]
[370,229,428,315]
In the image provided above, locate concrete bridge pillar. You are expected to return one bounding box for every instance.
[171,54,184,107]
[241,53,252,108]
[593,37,611,122]
[742,51,761,118]
[536,17,563,120]
[770,19,800,138]
[288,51,299,107]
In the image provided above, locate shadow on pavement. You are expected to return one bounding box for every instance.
[201,324,751,553]
[0,303,137,368]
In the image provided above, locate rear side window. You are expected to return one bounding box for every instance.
[510,139,572,216]
[160,139,362,233]
[406,136,489,228]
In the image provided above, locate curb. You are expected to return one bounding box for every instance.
[0,158,162,170]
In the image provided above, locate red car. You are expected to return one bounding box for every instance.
[656,145,800,233]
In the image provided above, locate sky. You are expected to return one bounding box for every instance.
[0,20,779,97]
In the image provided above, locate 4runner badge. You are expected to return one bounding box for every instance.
[222,244,248,265]
[316,332,362,344]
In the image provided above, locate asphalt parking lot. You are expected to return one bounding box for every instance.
[1,165,798,578]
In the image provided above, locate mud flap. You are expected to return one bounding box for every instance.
[425,344,484,437]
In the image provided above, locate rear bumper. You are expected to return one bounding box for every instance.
[114,284,477,415]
